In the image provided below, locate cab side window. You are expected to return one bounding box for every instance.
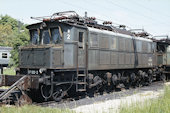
[78,32,84,48]
[79,32,83,43]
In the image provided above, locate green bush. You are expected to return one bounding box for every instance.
[0,15,29,67]
[3,67,16,75]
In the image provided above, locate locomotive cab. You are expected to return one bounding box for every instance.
[19,21,87,75]
[156,40,169,66]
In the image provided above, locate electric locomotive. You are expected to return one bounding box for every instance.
[0,11,166,103]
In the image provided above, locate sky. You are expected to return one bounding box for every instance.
[0,0,170,37]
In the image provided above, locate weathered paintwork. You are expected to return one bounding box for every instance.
[19,21,156,73]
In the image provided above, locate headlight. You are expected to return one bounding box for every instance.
[39,68,46,74]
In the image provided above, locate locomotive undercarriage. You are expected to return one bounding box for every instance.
[0,67,166,105]
[18,67,166,103]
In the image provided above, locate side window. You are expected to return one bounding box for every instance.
[125,38,132,52]
[51,28,62,44]
[30,30,39,44]
[42,30,50,44]
[90,33,98,48]
[79,32,83,43]
[136,40,142,52]
[142,41,148,52]
[118,37,125,51]
[2,53,7,59]
[129,39,133,51]
[100,36,109,49]
[148,42,152,53]
[110,37,117,50]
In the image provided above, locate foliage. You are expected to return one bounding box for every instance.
[119,86,170,113]
[3,67,16,75]
[11,28,29,66]
[0,24,13,46]
[0,15,29,66]
[0,15,18,30]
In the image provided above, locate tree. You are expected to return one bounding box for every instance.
[0,24,14,46]
[0,15,18,30]
[11,29,29,66]
[0,15,29,66]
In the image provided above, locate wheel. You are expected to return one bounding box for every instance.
[160,74,166,82]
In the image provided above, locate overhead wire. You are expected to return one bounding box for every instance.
[57,0,132,29]
[131,0,170,18]
[49,0,168,35]
[80,0,169,34]
[105,0,170,26]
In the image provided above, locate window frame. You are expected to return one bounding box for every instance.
[2,53,8,59]
[136,40,142,52]
[110,36,117,50]
[89,32,99,48]
[118,36,125,51]
[30,29,40,45]
[79,32,84,43]
[50,26,63,45]
[41,29,51,45]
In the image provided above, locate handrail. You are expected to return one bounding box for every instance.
[0,75,28,101]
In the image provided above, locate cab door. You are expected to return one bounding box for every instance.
[77,29,87,68]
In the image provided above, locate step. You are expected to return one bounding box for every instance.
[77,82,86,85]
[77,89,86,92]
[78,74,86,77]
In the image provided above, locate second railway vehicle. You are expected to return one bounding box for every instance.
[0,11,168,104]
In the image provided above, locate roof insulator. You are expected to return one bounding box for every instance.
[103,21,112,25]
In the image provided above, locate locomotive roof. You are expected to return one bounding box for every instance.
[27,20,153,42]
[88,27,153,42]
[26,20,132,35]
[27,11,153,41]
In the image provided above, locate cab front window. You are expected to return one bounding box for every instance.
[31,30,39,44]
[42,30,50,44]
[30,27,63,45]
[51,28,62,44]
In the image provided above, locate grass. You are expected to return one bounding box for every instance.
[3,67,16,75]
[0,105,74,113]
[119,86,170,113]
[0,67,15,89]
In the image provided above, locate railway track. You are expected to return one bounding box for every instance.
[34,81,166,109]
